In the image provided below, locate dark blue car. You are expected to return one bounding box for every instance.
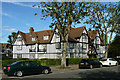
[79,59,102,69]
[3,61,51,77]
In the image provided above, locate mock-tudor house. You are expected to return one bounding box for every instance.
[12,25,105,59]
[87,30,105,58]
[0,43,12,57]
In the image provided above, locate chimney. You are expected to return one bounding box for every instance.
[29,27,34,34]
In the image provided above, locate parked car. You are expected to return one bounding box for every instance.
[79,59,102,69]
[114,58,120,65]
[3,61,51,77]
[100,58,118,66]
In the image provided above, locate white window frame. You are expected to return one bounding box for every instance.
[83,43,87,49]
[17,54,22,58]
[32,37,36,41]
[17,45,22,50]
[43,36,49,40]
[29,54,35,59]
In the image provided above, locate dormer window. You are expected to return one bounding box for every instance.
[43,36,49,40]
[32,37,36,41]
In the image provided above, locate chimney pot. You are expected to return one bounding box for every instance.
[29,27,34,34]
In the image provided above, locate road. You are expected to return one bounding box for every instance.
[1,65,120,79]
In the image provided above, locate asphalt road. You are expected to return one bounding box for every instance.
[1,65,120,79]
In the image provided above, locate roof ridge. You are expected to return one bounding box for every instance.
[72,26,85,29]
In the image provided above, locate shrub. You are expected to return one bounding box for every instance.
[68,58,82,64]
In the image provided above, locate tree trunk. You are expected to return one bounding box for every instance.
[61,41,67,68]
[105,45,109,58]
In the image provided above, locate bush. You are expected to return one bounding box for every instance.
[2,56,13,60]
[68,58,82,64]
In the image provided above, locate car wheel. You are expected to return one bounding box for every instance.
[16,71,23,77]
[116,63,118,66]
[43,69,49,74]
[100,64,102,68]
[109,63,111,67]
[90,65,93,69]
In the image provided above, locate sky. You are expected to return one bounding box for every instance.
[1,1,119,43]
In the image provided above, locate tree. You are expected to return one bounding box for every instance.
[85,2,120,58]
[115,1,120,35]
[7,32,17,50]
[108,35,120,58]
[33,2,90,68]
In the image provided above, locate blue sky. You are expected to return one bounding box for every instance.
[2,2,91,43]
[1,2,119,43]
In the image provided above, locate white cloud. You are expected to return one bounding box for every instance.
[3,26,9,27]
[1,12,12,17]
[8,2,37,8]
[4,28,16,31]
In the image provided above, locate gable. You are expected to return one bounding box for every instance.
[14,34,25,45]
[51,28,61,43]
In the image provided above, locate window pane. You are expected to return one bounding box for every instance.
[83,44,86,49]
[70,43,74,49]
[56,43,61,49]
[17,46,22,50]
[17,54,22,58]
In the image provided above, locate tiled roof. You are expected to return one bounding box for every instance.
[18,29,54,44]
[17,26,85,44]
[88,30,97,40]
[88,30,104,46]
[17,25,104,46]
[69,26,85,40]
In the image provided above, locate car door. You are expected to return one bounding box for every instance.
[29,61,41,74]
[109,59,114,65]
[89,59,95,67]
[22,61,32,74]
[111,59,117,65]
[94,59,100,67]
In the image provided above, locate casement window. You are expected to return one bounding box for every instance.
[43,36,49,40]
[17,46,22,50]
[56,43,61,49]
[70,43,74,49]
[83,43,87,49]
[38,44,47,52]
[17,38,22,45]
[17,54,22,58]
[96,44,99,49]
[32,37,36,41]
[29,45,36,52]
[70,53,74,58]
[29,54,35,59]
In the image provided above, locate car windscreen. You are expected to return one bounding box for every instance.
[10,61,21,65]
[80,59,89,63]
[100,59,107,61]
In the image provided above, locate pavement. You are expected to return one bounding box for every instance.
[48,64,79,72]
